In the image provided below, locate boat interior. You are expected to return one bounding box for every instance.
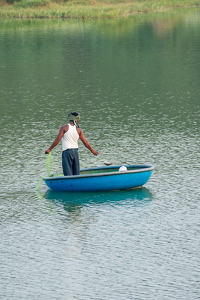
[49,165,150,177]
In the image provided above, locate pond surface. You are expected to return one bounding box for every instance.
[0,8,200,299]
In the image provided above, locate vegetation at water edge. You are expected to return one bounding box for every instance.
[0,0,200,19]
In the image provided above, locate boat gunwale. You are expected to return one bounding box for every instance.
[43,164,154,181]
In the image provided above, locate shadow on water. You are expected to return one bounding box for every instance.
[43,187,153,211]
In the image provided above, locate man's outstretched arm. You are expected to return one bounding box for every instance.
[79,130,99,156]
[45,125,66,154]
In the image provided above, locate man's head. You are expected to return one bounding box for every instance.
[68,112,81,127]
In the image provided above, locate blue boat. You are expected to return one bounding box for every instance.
[43,164,154,192]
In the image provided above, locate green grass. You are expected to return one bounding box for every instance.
[0,0,200,19]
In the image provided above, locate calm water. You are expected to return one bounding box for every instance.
[0,8,200,299]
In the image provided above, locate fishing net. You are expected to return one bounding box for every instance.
[36,153,54,191]
[46,152,54,177]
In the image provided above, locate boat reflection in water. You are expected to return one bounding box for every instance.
[44,187,153,210]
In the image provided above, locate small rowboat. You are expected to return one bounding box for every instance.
[43,164,154,192]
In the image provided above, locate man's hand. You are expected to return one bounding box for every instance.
[91,149,99,156]
[45,149,51,154]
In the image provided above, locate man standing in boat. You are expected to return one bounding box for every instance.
[45,112,99,176]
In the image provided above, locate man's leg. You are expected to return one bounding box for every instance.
[72,151,80,175]
[62,150,73,176]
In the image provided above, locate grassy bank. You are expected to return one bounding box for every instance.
[0,0,200,19]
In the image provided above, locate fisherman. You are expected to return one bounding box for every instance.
[45,112,99,176]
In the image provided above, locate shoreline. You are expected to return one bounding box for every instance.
[0,1,200,19]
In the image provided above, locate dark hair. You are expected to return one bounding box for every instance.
[71,112,78,116]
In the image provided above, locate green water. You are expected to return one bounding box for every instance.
[0,9,200,299]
